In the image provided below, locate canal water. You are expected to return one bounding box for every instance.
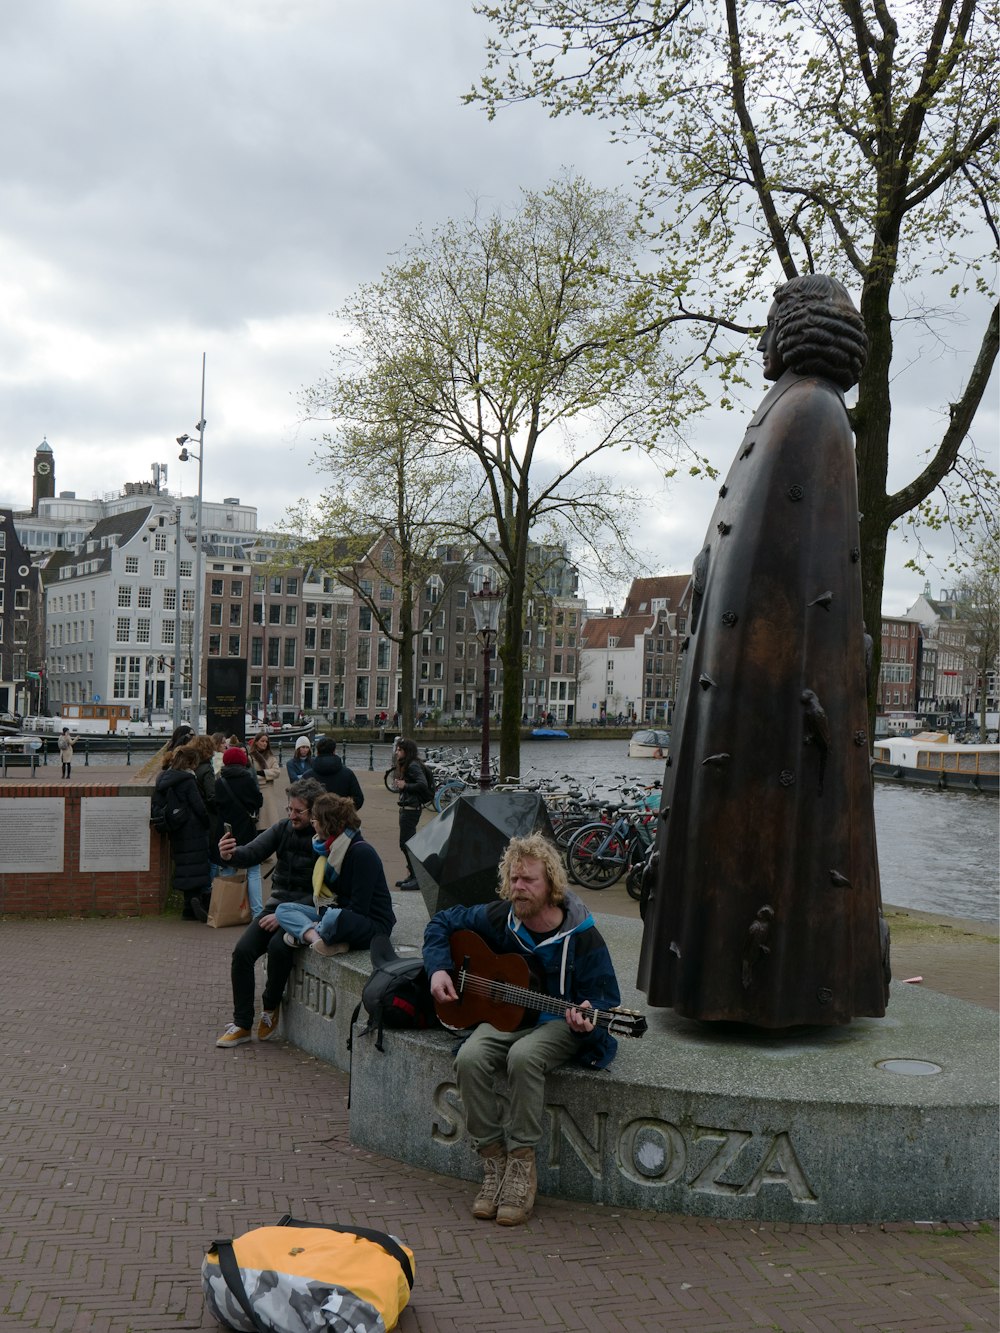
[73,735,999,924]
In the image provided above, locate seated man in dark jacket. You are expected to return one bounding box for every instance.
[309,736,365,809]
[275,793,395,956]
[214,777,326,1049]
[423,834,621,1228]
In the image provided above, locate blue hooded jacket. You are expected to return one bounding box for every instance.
[423,891,621,1069]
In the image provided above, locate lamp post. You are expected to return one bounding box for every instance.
[470,578,504,789]
[177,352,207,729]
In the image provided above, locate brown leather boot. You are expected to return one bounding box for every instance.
[496,1146,537,1226]
[472,1142,507,1221]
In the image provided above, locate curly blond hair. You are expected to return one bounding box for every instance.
[498,834,567,907]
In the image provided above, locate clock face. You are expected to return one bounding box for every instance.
[36,461,51,475]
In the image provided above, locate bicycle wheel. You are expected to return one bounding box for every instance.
[383,767,395,793]
[435,779,466,812]
[566,825,628,888]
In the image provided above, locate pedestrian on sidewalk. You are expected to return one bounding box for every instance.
[310,736,364,808]
[392,737,430,891]
[423,833,621,1226]
[153,742,212,921]
[214,777,325,1049]
[58,727,74,779]
[214,745,265,918]
[275,792,394,956]
[285,735,314,783]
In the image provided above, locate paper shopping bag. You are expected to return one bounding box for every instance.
[207,870,251,928]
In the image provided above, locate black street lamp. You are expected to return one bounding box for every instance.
[470,578,504,789]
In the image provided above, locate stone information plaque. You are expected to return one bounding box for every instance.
[79,797,151,872]
[0,798,65,873]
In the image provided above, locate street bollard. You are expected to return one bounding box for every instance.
[84,740,90,766]
[368,744,374,770]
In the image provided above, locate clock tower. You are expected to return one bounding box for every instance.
[32,438,54,513]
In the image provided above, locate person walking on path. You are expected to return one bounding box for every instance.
[310,736,365,809]
[249,730,286,828]
[392,737,430,890]
[275,792,394,956]
[214,745,265,918]
[152,742,212,921]
[285,735,314,782]
[214,777,325,1048]
[423,834,621,1226]
[57,728,74,779]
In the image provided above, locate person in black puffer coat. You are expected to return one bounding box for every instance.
[154,743,211,920]
[309,737,365,810]
[214,745,265,917]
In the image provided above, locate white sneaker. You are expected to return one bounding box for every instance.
[282,932,300,948]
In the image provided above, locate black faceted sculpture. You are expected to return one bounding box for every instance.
[407,792,556,915]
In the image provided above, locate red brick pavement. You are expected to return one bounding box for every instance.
[1,915,996,1332]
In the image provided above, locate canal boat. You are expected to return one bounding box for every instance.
[871,732,999,794]
[628,728,671,760]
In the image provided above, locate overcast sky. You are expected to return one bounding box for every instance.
[0,0,994,615]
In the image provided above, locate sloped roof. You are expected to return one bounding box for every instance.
[622,574,691,616]
[581,613,659,651]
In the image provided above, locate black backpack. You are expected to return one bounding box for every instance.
[348,935,438,1054]
[420,761,436,799]
[150,788,189,834]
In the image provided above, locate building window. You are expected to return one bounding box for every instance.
[118,586,132,608]
[153,559,166,578]
[229,604,242,626]
[136,619,150,643]
[357,639,371,670]
[209,634,221,656]
[228,635,241,656]
[285,604,297,625]
[209,603,223,625]
[284,638,296,668]
[356,678,369,708]
[113,656,127,696]
[116,617,130,643]
[182,590,194,612]
[359,607,372,632]
[154,533,167,552]
[304,656,316,675]
[305,628,316,649]
[269,605,282,625]
[125,557,139,574]
[163,588,176,610]
[230,580,243,597]
[267,639,280,667]
[251,638,263,667]
[138,586,151,608]
[211,579,224,595]
[285,577,298,596]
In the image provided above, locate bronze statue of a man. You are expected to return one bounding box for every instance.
[637,274,890,1027]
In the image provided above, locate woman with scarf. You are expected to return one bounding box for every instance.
[274,793,395,956]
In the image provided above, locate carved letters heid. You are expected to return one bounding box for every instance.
[290,969,337,1019]
[429,1082,818,1202]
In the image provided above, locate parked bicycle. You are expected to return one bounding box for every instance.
[564,802,658,890]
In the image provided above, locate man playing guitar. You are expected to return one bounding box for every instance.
[423,834,622,1227]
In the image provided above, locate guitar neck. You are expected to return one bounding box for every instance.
[456,968,617,1031]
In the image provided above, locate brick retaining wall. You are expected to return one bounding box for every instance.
[0,781,171,916]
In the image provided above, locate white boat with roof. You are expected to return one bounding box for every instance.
[871,731,999,793]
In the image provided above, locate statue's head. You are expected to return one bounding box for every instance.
[759,274,868,390]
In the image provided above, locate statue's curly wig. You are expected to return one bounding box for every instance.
[772,274,868,390]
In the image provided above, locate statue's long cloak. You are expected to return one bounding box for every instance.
[637,370,889,1026]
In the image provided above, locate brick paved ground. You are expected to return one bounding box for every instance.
[1,764,997,1331]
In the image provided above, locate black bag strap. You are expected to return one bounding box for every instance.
[275,1215,414,1289]
[212,1239,268,1333]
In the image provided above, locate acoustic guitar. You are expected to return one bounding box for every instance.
[434,929,647,1039]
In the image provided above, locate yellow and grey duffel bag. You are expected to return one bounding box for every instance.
[202,1213,415,1332]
